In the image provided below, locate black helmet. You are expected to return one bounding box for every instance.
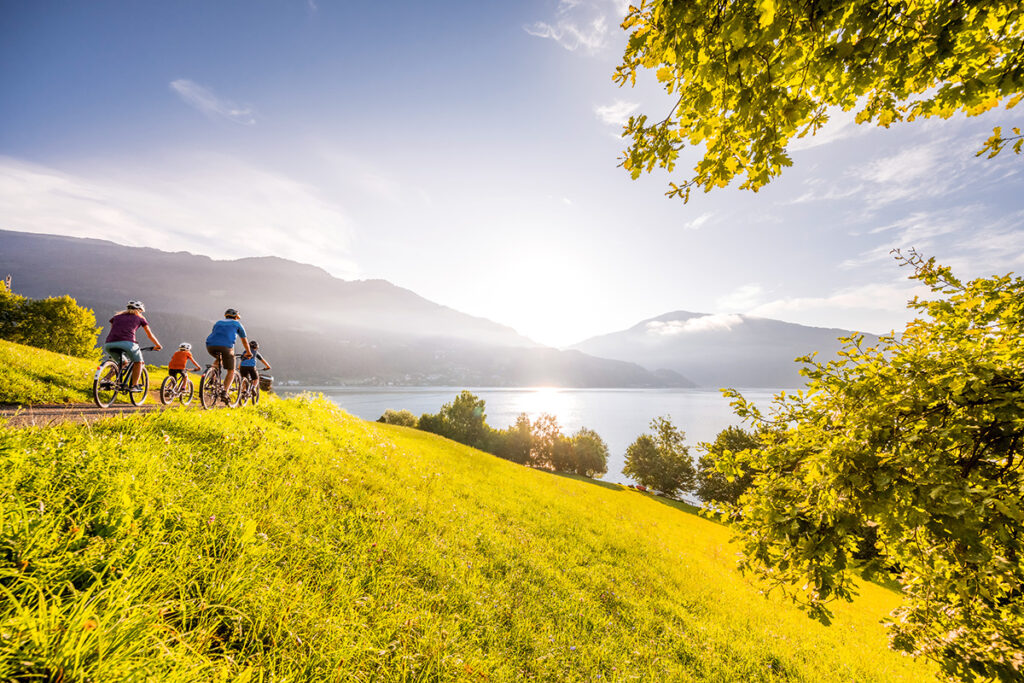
[225,308,239,318]
[250,340,259,349]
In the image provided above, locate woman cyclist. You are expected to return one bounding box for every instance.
[205,308,252,402]
[102,300,162,390]
[238,339,272,386]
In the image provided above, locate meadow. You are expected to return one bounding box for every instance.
[0,384,936,680]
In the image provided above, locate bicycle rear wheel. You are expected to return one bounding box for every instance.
[93,360,119,408]
[250,382,260,406]
[160,376,176,405]
[200,368,219,410]
[180,378,194,406]
[129,367,149,406]
[225,374,242,408]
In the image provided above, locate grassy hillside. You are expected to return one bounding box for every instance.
[0,396,934,681]
[0,338,170,405]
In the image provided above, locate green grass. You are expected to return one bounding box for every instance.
[0,338,171,405]
[0,396,935,681]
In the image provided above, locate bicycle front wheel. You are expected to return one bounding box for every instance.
[129,367,149,406]
[160,376,176,405]
[93,360,119,408]
[199,369,219,410]
[225,374,242,408]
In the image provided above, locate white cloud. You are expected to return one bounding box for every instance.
[717,283,764,311]
[169,79,255,125]
[647,313,744,336]
[594,100,639,126]
[683,211,713,230]
[0,155,358,277]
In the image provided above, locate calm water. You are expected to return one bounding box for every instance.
[283,386,780,485]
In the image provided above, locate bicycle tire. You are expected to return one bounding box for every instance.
[160,376,176,405]
[250,382,260,406]
[199,368,219,410]
[225,374,242,408]
[93,360,120,408]
[181,378,194,406]
[129,367,149,406]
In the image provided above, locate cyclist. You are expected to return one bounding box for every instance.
[102,300,162,390]
[168,342,202,384]
[238,339,272,386]
[205,308,252,403]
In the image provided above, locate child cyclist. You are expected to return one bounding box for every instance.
[168,342,202,385]
[102,300,162,390]
[238,339,272,386]
[205,308,252,403]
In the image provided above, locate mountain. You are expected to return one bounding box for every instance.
[572,310,879,388]
[0,230,692,387]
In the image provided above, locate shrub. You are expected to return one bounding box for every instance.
[0,281,99,358]
[377,409,418,427]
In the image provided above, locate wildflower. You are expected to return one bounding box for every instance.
[208,515,216,525]
[83,619,98,631]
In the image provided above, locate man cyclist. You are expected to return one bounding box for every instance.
[205,308,252,403]
[238,339,272,386]
[102,300,162,390]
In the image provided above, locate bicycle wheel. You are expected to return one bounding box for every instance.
[225,374,242,408]
[93,360,120,408]
[200,368,219,410]
[130,367,149,406]
[180,378,194,406]
[250,381,260,406]
[160,376,176,405]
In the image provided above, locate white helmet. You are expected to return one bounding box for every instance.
[127,300,145,312]
[178,342,192,351]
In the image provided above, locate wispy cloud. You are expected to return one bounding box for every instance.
[594,99,639,126]
[683,211,713,230]
[647,314,745,336]
[524,0,612,52]
[0,155,357,277]
[169,79,255,125]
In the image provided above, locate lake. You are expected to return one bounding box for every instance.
[282,386,781,486]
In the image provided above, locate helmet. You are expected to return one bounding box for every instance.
[225,308,239,318]
[127,300,145,312]
[178,342,192,351]
[249,340,259,349]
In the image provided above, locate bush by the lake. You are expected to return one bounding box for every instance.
[716,251,1024,681]
[377,408,418,427]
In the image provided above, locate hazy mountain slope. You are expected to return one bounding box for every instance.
[0,230,691,387]
[573,310,879,388]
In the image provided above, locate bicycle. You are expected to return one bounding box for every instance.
[92,346,156,408]
[237,363,261,407]
[159,369,198,406]
[199,358,242,410]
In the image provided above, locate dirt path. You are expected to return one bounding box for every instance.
[0,401,210,428]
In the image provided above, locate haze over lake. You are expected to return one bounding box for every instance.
[284,387,781,486]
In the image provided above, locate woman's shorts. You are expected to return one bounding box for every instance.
[207,345,235,371]
[240,366,259,381]
[103,341,143,363]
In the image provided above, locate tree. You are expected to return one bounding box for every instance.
[529,413,564,470]
[614,1,1024,201]
[716,251,1024,681]
[377,409,418,427]
[0,283,99,358]
[570,427,610,478]
[695,426,760,506]
[623,416,696,496]
[494,412,533,464]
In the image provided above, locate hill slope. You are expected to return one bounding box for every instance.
[573,310,880,387]
[0,396,932,680]
[0,229,691,387]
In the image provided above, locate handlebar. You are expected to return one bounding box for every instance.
[140,346,156,351]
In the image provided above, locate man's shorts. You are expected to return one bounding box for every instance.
[207,345,235,371]
[240,366,259,382]
[103,341,143,363]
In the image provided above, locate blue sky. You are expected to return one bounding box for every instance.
[2,0,1022,346]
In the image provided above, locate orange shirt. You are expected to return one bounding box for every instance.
[168,350,196,370]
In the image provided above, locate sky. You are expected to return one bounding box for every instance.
[2,0,1022,347]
